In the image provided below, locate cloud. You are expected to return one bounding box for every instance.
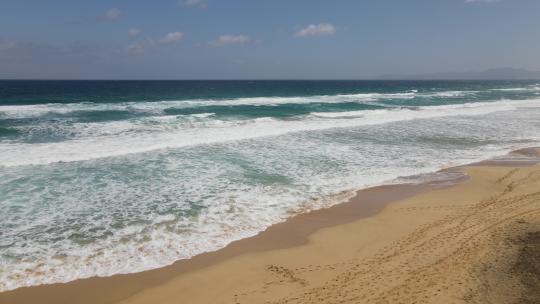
[128,28,141,37]
[295,23,336,37]
[100,8,121,21]
[126,38,156,55]
[211,35,250,46]
[126,31,183,54]
[159,32,184,44]
[182,0,207,8]
[126,42,147,54]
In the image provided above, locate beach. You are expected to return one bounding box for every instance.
[1,148,539,304]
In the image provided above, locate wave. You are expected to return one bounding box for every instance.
[3,87,534,120]
[490,86,540,92]
[311,110,373,118]
[0,92,419,119]
[419,90,476,98]
[1,98,539,167]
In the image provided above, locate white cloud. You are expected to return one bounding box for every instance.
[159,32,184,44]
[295,23,336,37]
[101,8,121,21]
[211,35,250,46]
[182,0,207,8]
[128,28,141,37]
[126,42,146,54]
[126,39,155,55]
[126,31,183,54]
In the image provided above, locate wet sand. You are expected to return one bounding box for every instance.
[1,149,539,304]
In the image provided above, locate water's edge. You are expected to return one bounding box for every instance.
[1,147,538,304]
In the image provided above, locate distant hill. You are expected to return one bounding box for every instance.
[379,68,540,80]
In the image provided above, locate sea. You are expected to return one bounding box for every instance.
[1,80,540,291]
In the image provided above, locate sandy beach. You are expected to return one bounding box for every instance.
[1,149,540,304]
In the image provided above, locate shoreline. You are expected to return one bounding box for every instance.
[1,147,540,304]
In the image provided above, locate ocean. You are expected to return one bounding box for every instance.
[1,80,540,291]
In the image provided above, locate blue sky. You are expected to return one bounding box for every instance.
[0,0,539,79]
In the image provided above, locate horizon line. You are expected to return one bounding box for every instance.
[1,78,540,81]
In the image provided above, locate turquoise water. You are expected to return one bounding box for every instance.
[1,80,540,290]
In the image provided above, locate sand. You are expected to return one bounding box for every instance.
[1,150,540,304]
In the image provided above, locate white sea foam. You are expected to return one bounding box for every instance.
[189,112,215,118]
[311,110,370,118]
[0,88,515,121]
[1,99,539,167]
[0,92,417,119]
[490,86,540,92]
[1,141,537,292]
[420,90,476,98]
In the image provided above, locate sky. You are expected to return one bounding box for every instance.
[0,0,539,79]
